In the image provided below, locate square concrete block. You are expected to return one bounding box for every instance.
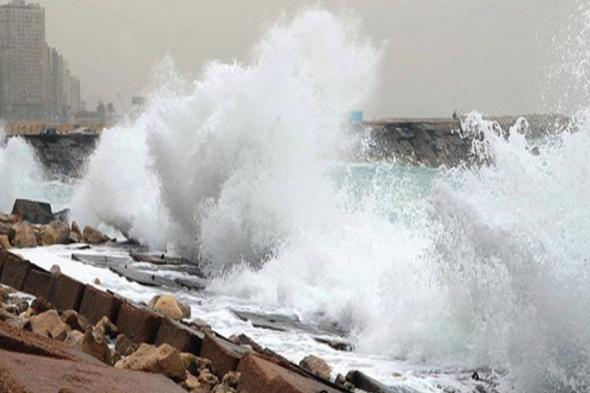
[21,266,51,299]
[79,285,123,325]
[237,354,344,393]
[155,317,204,354]
[116,302,162,344]
[200,333,248,378]
[0,253,31,290]
[48,273,86,311]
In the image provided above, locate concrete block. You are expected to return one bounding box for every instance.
[0,253,30,290]
[155,317,204,354]
[47,273,85,311]
[237,354,344,393]
[116,302,161,344]
[200,333,248,378]
[79,285,122,325]
[21,266,51,299]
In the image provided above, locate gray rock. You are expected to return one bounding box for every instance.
[299,355,332,380]
[346,370,398,393]
[11,199,53,224]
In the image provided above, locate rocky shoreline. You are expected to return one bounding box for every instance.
[0,198,401,393]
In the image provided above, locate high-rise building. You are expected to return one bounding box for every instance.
[0,0,81,120]
[0,0,48,118]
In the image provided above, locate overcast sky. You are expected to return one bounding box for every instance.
[28,0,585,118]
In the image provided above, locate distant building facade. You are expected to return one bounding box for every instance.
[0,0,81,120]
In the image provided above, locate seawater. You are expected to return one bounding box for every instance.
[2,7,590,392]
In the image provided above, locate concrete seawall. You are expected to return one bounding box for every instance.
[361,118,471,167]
[0,247,354,393]
[7,114,566,177]
[360,114,567,167]
[19,132,99,178]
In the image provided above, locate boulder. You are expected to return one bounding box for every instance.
[53,208,70,222]
[335,374,355,392]
[345,370,397,393]
[70,220,82,243]
[115,334,137,357]
[221,371,240,389]
[181,352,212,376]
[29,310,70,341]
[12,199,53,224]
[114,343,186,381]
[64,329,84,346]
[299,354,332,380]
[12,299,29,314]
[0,308,16,322]
[191,386,213,393]
[181,373,201,391]
[0,222,14,239]
[0,287,10,302]
[71,220,82,237]
[211,385,234,393]
[0,212,19,224]
[38,220,71,245]
[199,370,220,389]
[61,309,91,332]
[10,221,38,248]
[82,225,110,244]
[30,297,52,315]
[93,315,119,339]
[4,315,29,330]
[69,230,81,243]
[188,318,212,332]
[0,234,10,249]
[149,293,191,321]
[74,329,113,365]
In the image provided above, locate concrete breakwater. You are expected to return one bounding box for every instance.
[361,118,471,167]
[8,114,566,177]
[11,120,471,177]
[361,114,568,166]
[19,132,99,178]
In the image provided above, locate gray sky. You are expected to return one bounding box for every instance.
[31,0,583,118]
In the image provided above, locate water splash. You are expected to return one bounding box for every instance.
[58,6,590,392]
[71,8,380,264]
[0,131,57,212]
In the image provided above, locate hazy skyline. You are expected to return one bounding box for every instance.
[28,0,585,118]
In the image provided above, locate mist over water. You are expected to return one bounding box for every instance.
[2,7,590,393]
